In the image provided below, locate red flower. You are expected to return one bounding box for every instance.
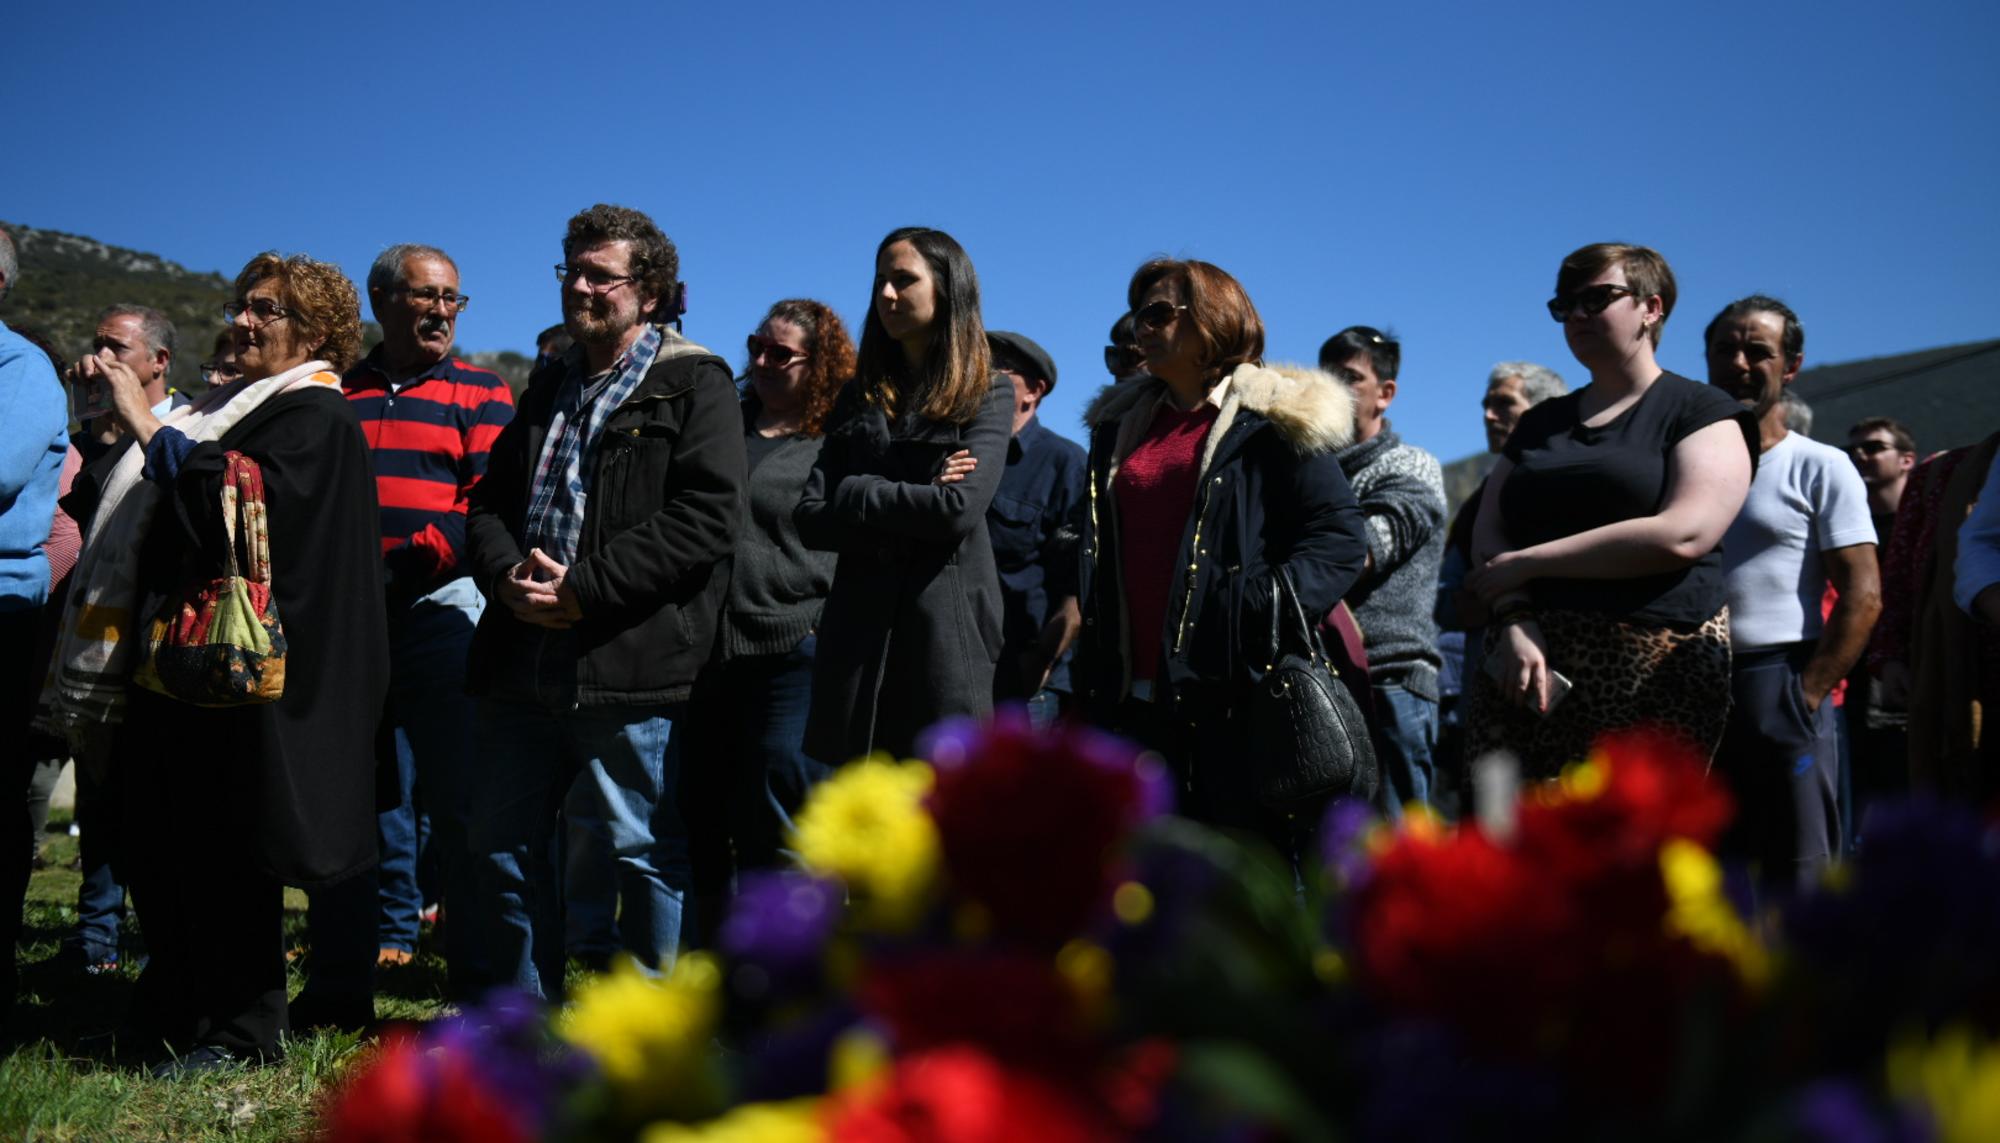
[317,1032,533,1143]
[827,1046,1120,1143]
[857,949,1090,1073]
[923,716,1160,946]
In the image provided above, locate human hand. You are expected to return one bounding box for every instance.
[1492,619,1555,714]
[498,549,573,628]
[1467,550,1535,605]
[73,351,162,445]
[526,548,585,622]
[934,449,977,485]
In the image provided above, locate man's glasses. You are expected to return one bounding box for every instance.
[200,361,243,386]
[395,286,470,312]
[1133,301,1189,330]
[556,263,640,293]
[222,298,293,325]
[746,335,807,368]
[1547,284,1638,322]
[1848,440,1896,457]
[1104,344,1144,375]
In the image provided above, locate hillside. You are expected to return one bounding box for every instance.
[0,221,531,394]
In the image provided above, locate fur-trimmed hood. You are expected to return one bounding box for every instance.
[1083,362,1356,455]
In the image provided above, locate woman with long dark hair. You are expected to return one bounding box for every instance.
[796,228,1013,764]
[1074,258,1369,845]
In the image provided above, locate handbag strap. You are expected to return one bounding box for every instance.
[221,452,272,585]
[1266,565,1334,672]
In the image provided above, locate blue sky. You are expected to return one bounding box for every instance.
[7,0,1996,462]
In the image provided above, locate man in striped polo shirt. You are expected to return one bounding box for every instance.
[294,243,513,1027]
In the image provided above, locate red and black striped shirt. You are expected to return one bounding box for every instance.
[342,352,515,590]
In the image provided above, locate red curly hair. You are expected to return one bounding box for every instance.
[752,298,856,438]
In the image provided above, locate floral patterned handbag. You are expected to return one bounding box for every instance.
[133,450,288,705]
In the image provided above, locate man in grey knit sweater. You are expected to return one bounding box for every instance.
[1322,327,1446,817]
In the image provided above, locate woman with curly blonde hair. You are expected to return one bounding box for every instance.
[43,251,389,1073]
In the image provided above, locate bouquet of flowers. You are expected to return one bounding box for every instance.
[317,716,2000,1142]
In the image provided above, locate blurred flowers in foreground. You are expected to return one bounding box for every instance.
[319,716,2000,1142]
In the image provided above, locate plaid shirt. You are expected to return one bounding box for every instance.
[524,323,663,565]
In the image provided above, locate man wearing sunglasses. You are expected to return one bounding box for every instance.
[1706,296,1878,886]
[986,331,1088,727]
[296,244,518,1027]
[1843,416,1917,838]
[1846,418,1917,543]
[1103,312,1146,382]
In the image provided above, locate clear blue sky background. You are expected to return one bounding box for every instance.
[8,0,1996,462]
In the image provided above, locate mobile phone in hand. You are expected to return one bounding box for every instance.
[1484,645,1574,717]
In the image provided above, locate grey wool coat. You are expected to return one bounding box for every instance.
[796,375,1014,765]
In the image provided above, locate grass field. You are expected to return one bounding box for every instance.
[1,817,456,1142]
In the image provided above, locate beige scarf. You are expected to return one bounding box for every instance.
[37,361,340,744]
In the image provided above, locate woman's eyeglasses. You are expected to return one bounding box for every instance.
[1546,284,1638,322]
[1133,301,1189,331]
[222,298,293,325]
[747,335,807,368]
[199,360,244,386]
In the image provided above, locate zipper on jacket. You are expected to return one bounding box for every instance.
[1172,474,1223,656]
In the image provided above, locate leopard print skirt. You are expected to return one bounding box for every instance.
[1464,607,1732,780]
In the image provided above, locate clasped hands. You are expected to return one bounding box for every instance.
[499,548,584,629]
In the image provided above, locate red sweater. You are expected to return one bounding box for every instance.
[1114,403,1218,683]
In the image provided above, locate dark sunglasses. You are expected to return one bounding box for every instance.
[1133,301,1189,330]
[746,335,807,368]
[1546,283,1638,322]
[1104,344,1144,375]
[1848,440,1896,456]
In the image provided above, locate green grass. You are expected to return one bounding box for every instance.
[1,822,456,1142]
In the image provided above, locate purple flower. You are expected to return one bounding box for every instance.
[721,871,844,991]
[1318,797,1380,888]
[1789,1079,1935,1143]
[426,989,592,1128]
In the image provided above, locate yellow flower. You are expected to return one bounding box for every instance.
[642,1100,825,1143]
[559,953,723,1116]
[790,755,939,929]
[1888,1026,2000,1143]
[1659,839,1770,988]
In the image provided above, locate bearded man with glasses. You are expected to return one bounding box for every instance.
[465,205,746,998]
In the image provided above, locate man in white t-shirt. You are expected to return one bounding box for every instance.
[1706,296,1881,885]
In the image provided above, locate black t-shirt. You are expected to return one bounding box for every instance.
[1499,371,1757,626]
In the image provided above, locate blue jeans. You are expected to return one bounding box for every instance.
[304,577,487,1001]
[471,699,687,1000]
[1371,684,1439,818]
[68,760,126,963]
[563,776,619,960]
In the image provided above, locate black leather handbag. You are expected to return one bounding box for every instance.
[1249,567,1380,811]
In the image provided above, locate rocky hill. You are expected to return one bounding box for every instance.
[0,221,531,395]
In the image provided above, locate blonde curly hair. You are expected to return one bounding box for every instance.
[232,251,363,372]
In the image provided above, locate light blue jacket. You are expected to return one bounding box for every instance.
[0,320,68,610]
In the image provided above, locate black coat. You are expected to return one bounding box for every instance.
[796,376,1013,764]
[107,385,390,887]
[465,336,746,707]
[1074,365,1369,719]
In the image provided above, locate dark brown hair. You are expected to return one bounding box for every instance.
[1555,243,1676,347]
[562,204,679,317]
[233,252,363,372]
[855,227,990,425]
[1849,416,1916,454]
[1127,258,1265,383]
[753,298,856,438]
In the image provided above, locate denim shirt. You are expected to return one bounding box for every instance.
[987,415,1088,695]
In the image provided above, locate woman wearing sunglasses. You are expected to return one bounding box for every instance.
[796,228,1014,764]
[1074,258,1368,848]
[680,300,854,906]
[1463,243,1756,776]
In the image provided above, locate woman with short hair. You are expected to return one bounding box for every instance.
[1074,257,1369,843]
[43,251,388,1073]
[1464,242,1756,775]
[796,228,1014,764]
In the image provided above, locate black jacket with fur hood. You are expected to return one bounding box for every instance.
[1074,362,1368,717]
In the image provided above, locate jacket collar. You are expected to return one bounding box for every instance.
[1084,362,1356,475]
